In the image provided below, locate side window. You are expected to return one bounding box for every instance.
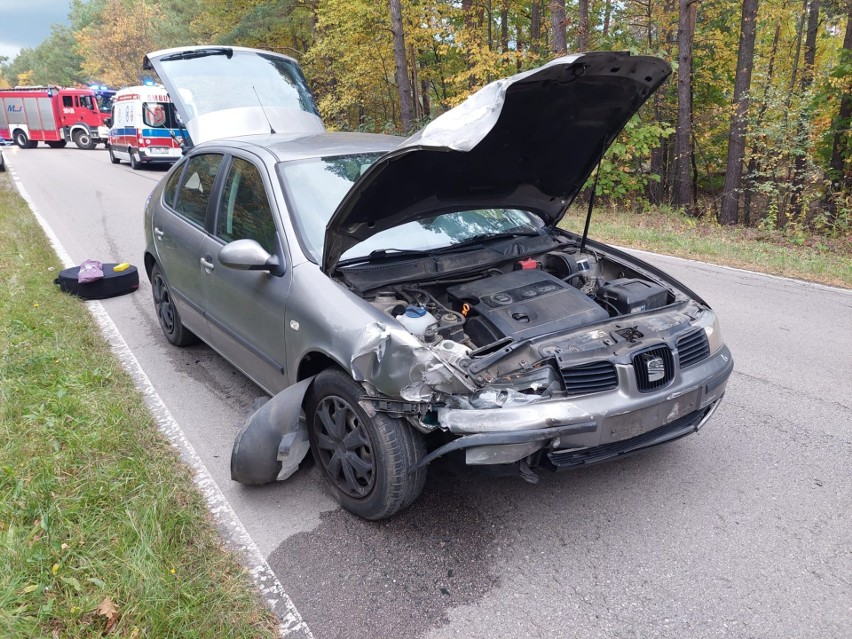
[62,96,73,108]
[216,158,277,253]
[163,161,186,209]
[174,154,223,226]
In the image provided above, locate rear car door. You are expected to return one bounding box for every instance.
[152,152,225,340]
[199,152,291,394]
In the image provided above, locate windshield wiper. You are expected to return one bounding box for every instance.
[337,248,431,267]
[160,47,234,62]
[435,229,548,253]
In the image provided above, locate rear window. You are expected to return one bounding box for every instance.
[143,102,180,129]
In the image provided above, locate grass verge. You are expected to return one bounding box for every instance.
[0,175,276,636]
[561,205,852,289]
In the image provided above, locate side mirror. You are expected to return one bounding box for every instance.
[219,239,285,276]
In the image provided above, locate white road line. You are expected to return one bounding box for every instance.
[8,163,313,639]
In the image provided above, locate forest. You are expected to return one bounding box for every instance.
[1,0,850,236]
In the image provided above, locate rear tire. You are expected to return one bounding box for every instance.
[306,369,427,520]
[129,148,141,170]
[46,140,67,149]
[150,263,198,347]
[72,129,96,150]
[108,147,121,164]
[13,131,29,149]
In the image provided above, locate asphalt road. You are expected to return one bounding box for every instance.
[6,145,851,639]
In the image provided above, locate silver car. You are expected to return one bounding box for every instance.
[143,46,733,520]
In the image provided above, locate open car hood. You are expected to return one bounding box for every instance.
[323,51,670,274]
[143,46,323,146]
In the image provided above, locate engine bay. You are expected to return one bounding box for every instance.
[341,234,681,351]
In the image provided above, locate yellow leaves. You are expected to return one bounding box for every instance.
[75,0,163,86]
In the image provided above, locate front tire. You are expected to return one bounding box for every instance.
[46,140,67,148]
[150,263,198,347]
[72,129,96,150]
[307,369,427,520]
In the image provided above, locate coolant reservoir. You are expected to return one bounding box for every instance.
[396,305,437,336]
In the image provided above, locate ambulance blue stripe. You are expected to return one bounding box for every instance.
[111,127,180,138]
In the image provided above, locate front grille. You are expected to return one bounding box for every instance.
[677,329,711,369]
[633,345,674,392]
[561,361,618,395]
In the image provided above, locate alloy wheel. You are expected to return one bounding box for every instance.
[313,396,376,498]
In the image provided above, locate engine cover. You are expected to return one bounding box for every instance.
[447,270,609,346]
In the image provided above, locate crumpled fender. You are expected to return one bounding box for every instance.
[230,376,315,485]
[349,322,475,400]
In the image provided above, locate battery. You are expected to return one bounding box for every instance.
[595,278,669,316]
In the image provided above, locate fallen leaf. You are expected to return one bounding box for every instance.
[95,597,120,634]
[60,576,82,592]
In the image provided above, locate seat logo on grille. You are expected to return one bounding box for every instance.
[646,356,666,382]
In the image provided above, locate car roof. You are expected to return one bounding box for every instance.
[195,131,404,163]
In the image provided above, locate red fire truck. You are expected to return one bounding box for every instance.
[0,86,111,150]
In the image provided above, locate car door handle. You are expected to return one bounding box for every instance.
[200,257,214,271]
[153,227,164,239]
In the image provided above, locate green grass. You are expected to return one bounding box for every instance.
[0,175,276,637]
[561,205,852,289]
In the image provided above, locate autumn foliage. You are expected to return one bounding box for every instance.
[0,0,849,233]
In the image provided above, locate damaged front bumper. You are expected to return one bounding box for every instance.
[424,345,733,469]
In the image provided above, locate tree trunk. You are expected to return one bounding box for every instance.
[551,0,567,54]
[719,0,759,225]
[822,0,851,223]
[421,77,431,120]
[743,22,781,226]
[788,0,820,221]
[501,0,510,52]
[603,0,612,38]
[648,0,674,205]
[577,0,590,51]
[672,0,697,213]
[389,0,415,132]
[531,1,542,54]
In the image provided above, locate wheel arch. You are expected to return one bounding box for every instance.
[297,351,344,383]
[69,123,93,137]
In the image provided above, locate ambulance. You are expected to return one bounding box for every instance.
[108,86,184,169]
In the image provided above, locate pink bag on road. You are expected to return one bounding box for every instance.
[77,259,104,283]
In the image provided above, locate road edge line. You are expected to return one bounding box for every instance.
[8,163,313,639]
[616,245,851,294]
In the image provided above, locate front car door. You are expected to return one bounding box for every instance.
[200,152,291,394]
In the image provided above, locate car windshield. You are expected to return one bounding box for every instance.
[278,154,547,262]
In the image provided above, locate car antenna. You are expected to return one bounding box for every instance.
[580,139,605,252]
[253,86,276,134]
